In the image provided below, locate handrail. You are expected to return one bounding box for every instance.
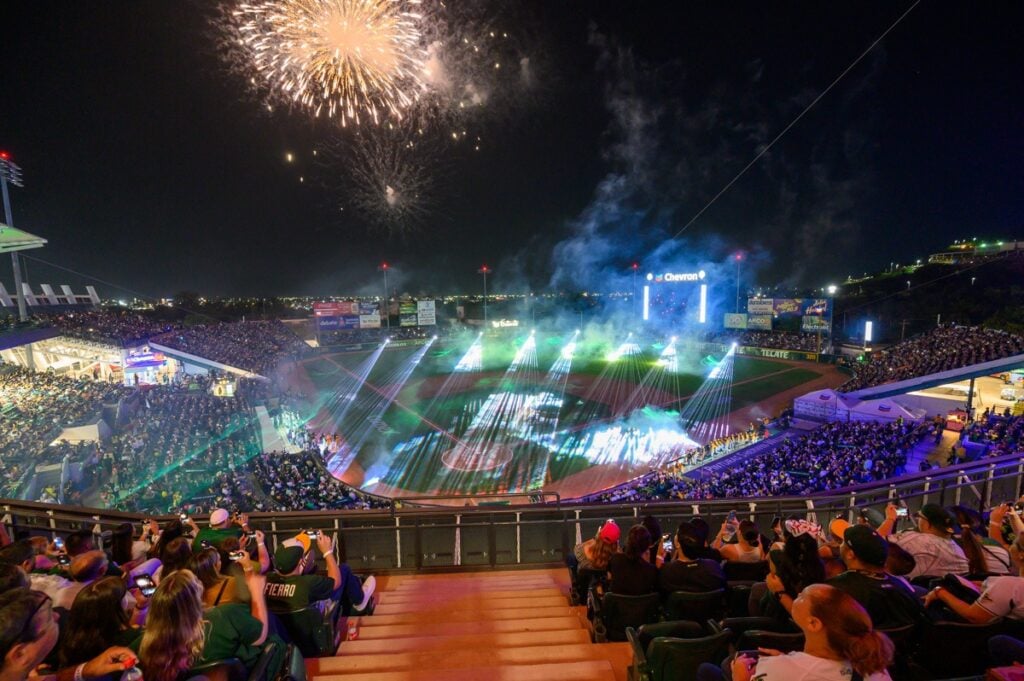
[4,453,1022,573]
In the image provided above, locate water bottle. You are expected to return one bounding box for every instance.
[347,620,359,641]
[121,666,143,681]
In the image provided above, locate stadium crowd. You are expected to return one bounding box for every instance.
[841,324,1024,391]
[708,330,825,352]
[248,452,390,511]
[583,419,928,503]
[155,321,309,375]
[0,509,377,680]
[964,411,1024,458]
[50,310,180,347]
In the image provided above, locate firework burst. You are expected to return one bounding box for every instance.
[234,0,428,126]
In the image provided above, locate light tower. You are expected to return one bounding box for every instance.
[377,262,391,329]
[0,151,41,322]
[477,265,491,328]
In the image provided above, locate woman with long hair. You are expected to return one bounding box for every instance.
[607,525,658,595]
[148,519,185,561]
[189,548,241,607]
[761,534,826,620]
[701,584,894,681]
[139,571,207,681]
[157,537,193,581]
[949,505,1011,576]
[573,520,620,572]
[58,577,140,668]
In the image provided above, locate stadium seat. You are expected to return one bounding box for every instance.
[245,642,278,681]
[590,589,662,643]
[276,644,306,681]
[633,620,706,652]
[183,658,246,681]
[907,620,1003,679]
[712,616,798,641]
[277,605,337,658]
[663,589,726,626]
[735,628,805,653]
[723,560,769,582]
[725,582,754,617]
[626,625,732,681]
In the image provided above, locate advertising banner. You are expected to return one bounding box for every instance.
[723,313,748,329]
[804,299,829,316]
[359,314,381,329]
[772,298,804,316]
[313,301,359,316]
[358,302,379,315]
[316,317,341,330]
[738,346,819,362]
[417,300,436,326]
[747,299,774,315]
[399,302,417,315]
[747,315,773,330]
[399,314,418,327]
[802,315,831,332]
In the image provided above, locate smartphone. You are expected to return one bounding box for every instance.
[246,531,257,544]
[53,537,65,551]
[179,513,188,521]
[661,535,674,554]
[133,575,157,597]
[200,540,212,549]
[304,529,319,538]
[228,551,248,561]
[896,507,908,517]
[57,554,71,567]
[726,510,737,523]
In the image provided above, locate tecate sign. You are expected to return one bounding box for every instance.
[646,270,706,283]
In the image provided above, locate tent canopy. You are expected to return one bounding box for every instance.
[0,224,47,254]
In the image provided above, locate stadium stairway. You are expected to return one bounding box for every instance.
[307,568,631,681]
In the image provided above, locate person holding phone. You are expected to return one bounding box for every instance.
[697,584,894,681]
[879,503,968,580]
[58,577,143,668]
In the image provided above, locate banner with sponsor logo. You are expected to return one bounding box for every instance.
[738,346,819,362]
[804,299,828,316]
[316,315,360,330]
[417,300,436,326]
[772,298,804,316]
[359,314,381,329]
[747,315,773,330]
[723,313,748,329]
[802,315,831,332]
[747,299,774,315]
[358,302,379,315]
[399,314,418,327]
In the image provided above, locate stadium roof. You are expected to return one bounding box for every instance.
[0,223,47,253]
[842,352,1024,401]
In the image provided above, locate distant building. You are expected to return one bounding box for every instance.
[928,238,1023,265]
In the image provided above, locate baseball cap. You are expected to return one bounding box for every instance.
[274,546,305,574]
[918,504,956,534]
[858,507,886,529]
[209,508,230,526]
[829,518,851,540]
[843,525,888,567]
[281,532,313,553]
[598,520,620,544]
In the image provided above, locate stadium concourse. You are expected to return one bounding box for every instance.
[4,312,1024,679]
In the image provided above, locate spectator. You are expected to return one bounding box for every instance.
[688,518,723,561]
[702,584,894,681]
[147,520,186,562]
[189,548,245,607]
[63,531,94,558]
[138,568,282,681]
[826,525,925,629]
[880,503,969,580]
[58,577,141,668]
[923,532,1024,624]
[762,533,825,620]
[0,564,29,593]
[0,588,135,681]
[658,523,726,597]
[190,509,248,553]
[948,505,1011,576]
[640,515,662,566]
[607,525,658,596]
[54,551,110,610]
[264,532,374,617]
[573,521,620,573]
[156,537,193,581]
[716,520,765,563]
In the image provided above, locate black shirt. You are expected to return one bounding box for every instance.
[659,558,726,596]
[607,554,658,596]
[827,570,925,629]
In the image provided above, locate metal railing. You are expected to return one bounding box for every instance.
[4,453,1023,573]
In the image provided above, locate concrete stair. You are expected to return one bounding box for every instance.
[307,568,631,681]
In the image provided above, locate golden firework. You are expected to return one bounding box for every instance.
[235,0,427,126]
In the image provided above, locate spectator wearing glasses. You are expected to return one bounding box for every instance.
[0,588,133,681]
[879,503,968,580]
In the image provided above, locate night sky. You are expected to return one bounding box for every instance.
[1,1,1021,298]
